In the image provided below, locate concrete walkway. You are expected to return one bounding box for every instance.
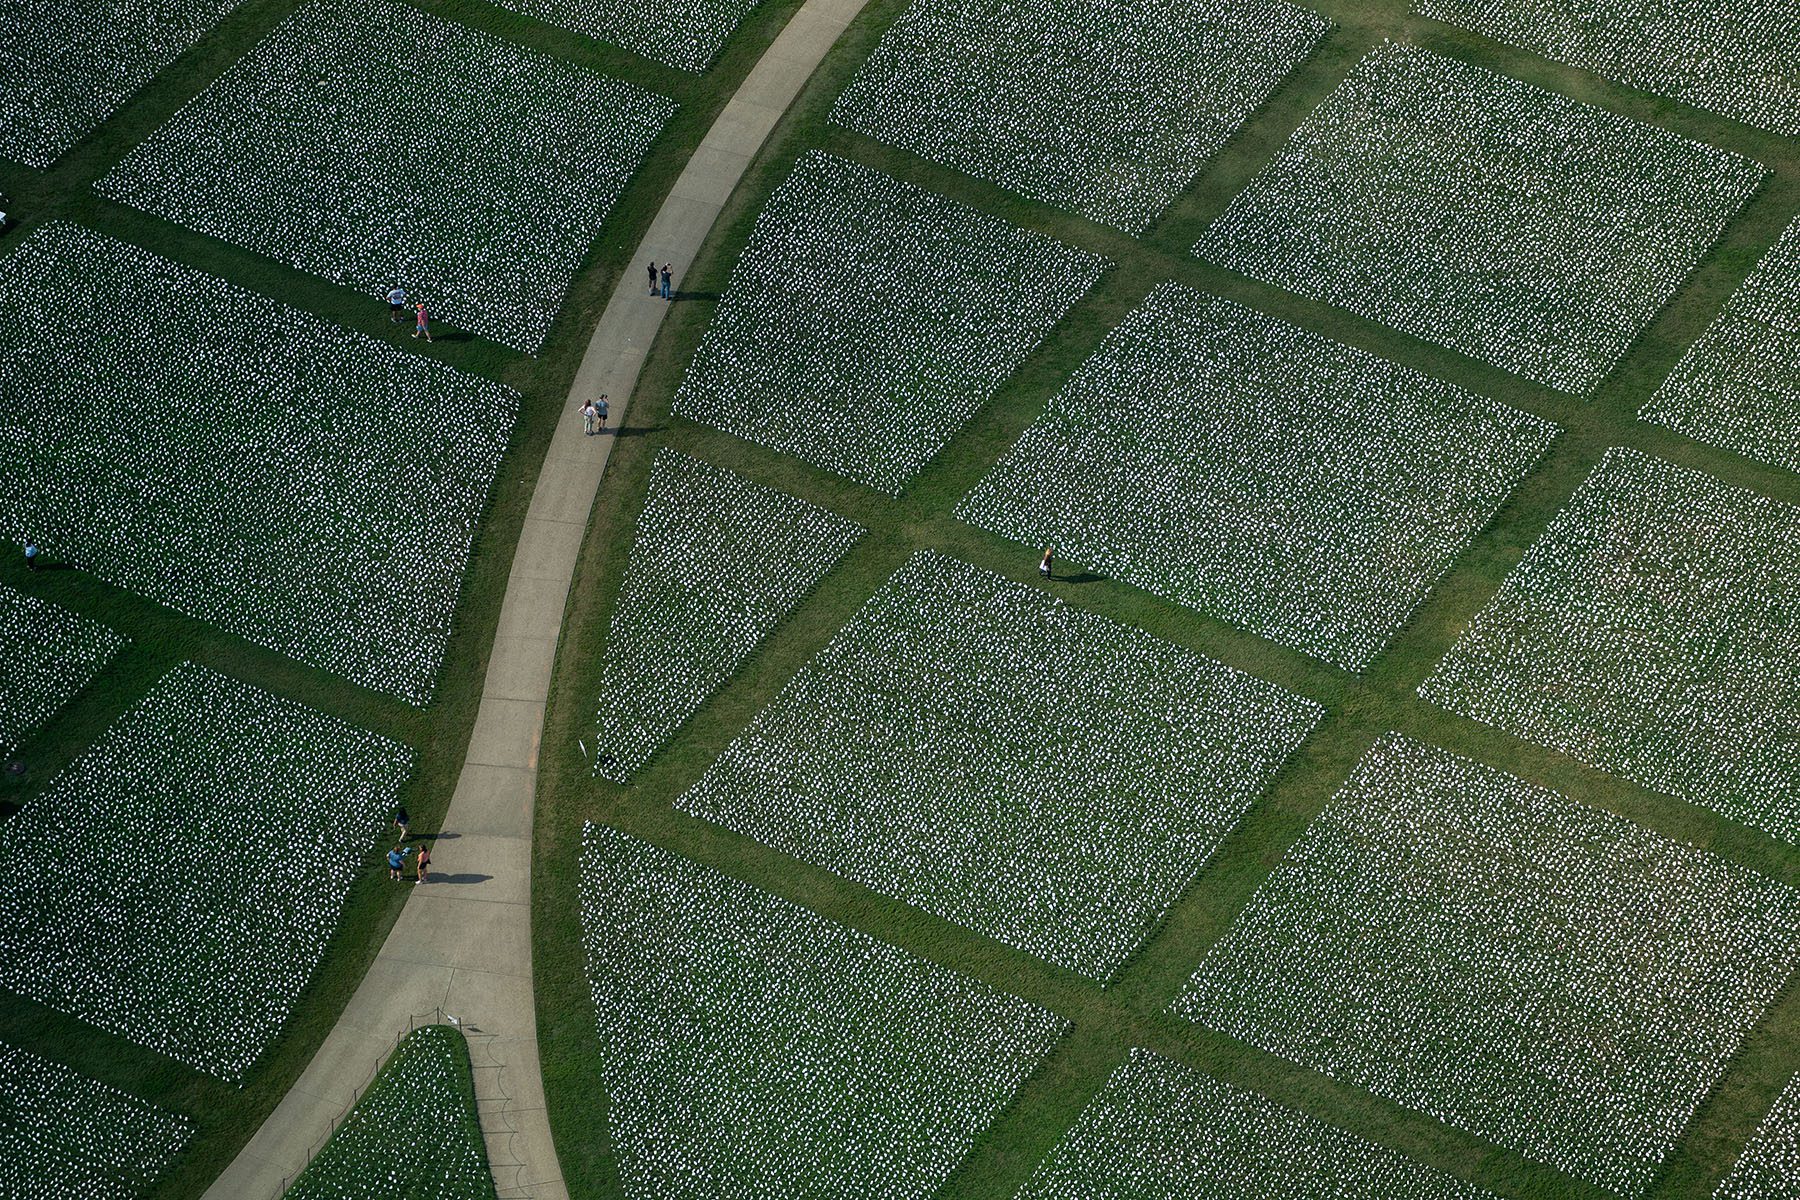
[201,2,866,1197]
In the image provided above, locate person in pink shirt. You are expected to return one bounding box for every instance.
[412,301,432,342]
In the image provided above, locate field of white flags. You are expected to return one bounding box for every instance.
[0,1040,191,1200]
[285,1025,494,1200]
[0,223,518,705]
[0,662,413,1080]
[1716,1075,1800,1200]
[1171,734,1800,1198]
[672,151,1106,494]
[679,550,1320,981]
[959,286,1557,671]
[1420,448,1800,842]
[0,0,246,167]
[480,0,761,71]
[0,584,124,758]
[829,0,1329,232]
[94,0,676,353]
[579,823,1065,1200]
[1015,1049,1494,1200]
[592,449,861,780]
[1413,0,1800,138]
[1642,216,1800,474]
[1193,42,1763,394]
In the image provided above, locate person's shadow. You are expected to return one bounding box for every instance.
[429,873,492,885]
[1049,570,1107,585]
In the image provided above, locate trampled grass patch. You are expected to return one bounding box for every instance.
[1716,1074,1800,1200]
[672,151,1106,494]
[678,551,1321,981]
[0,1040,191,1200]
[0,0,248,167]
[479,0,763,70]
[592,448,862,780]
[1194,42,1763,394]
[0,662,412,1080]
[959,286,1557,670]
[0,583,124,758]
[283,1025,493,1200]
[95,0,677,353]
[0,223,517,704]
[1641,215,1800,475]
[1015,1048,1494,1200]
[1172,734,1800,1197]
[578,823,1066,1200]
[1413,0,1800,138]
[829,0,1330,231]
[1421,447,1800,842]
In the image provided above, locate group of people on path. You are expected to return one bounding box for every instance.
[386,286,431,342]
[647,260,675,299]
[386,804,432,885]
[582,395,610,436]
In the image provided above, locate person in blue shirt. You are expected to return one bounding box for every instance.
[387,286,407,323]
[387,844,409,881]
[23,540,39,571]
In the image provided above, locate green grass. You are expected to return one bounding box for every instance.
[283,1024,494,1200]
[530,0,1800,1196]
[0,0,805,1191]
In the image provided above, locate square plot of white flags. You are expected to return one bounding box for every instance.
[830,0,1330,232]
[0,1040,190,1200]
[0,662,413,1080]
[479,0,762,71]
[1414,0,1800,138]
[0,584,125,758]
[672,151,1106,494]
[1195,41,1763,394]
[1172,733,1800,1198]
[1642,215,1800,475]
[95,0,677,353]
[679,550,1321,982]
[0,222,517,705]
[1015,1048,1496,1200]
[1716,1074,1800,1200]
[1421,447,1800,842]
[579,823,1065,1200]
[0,0,249,167]
[959,285,1558,671]
[592,448,862,781]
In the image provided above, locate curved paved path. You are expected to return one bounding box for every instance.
[202,1,865,1195]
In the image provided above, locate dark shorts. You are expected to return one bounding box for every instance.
[389,303,404,314]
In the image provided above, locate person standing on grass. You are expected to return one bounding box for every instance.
[581,399,597,436]
[660,263,672,300]
[412,301,432,342]
[647,260,658,294]
[1040,546,1054,580]
[415,843,431,885]
[386,285,407,323]
[387,844,408,881]
[23,540,39,571]
[595,394,609,434]
[393,804,409,841]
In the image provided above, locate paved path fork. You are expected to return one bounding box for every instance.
[201,1,866,1195]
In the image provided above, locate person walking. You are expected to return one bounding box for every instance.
[581,399,597,436]
[22,540,39,571]
[386,285,407,323]
[393,804,410,841]
[660,263,672,300]
[387,844,408,881]
[415,843,431,885]
[412,301,432,342]
[647,261,658,294]
[1039,546,1054,580]
[594,394,609,434]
